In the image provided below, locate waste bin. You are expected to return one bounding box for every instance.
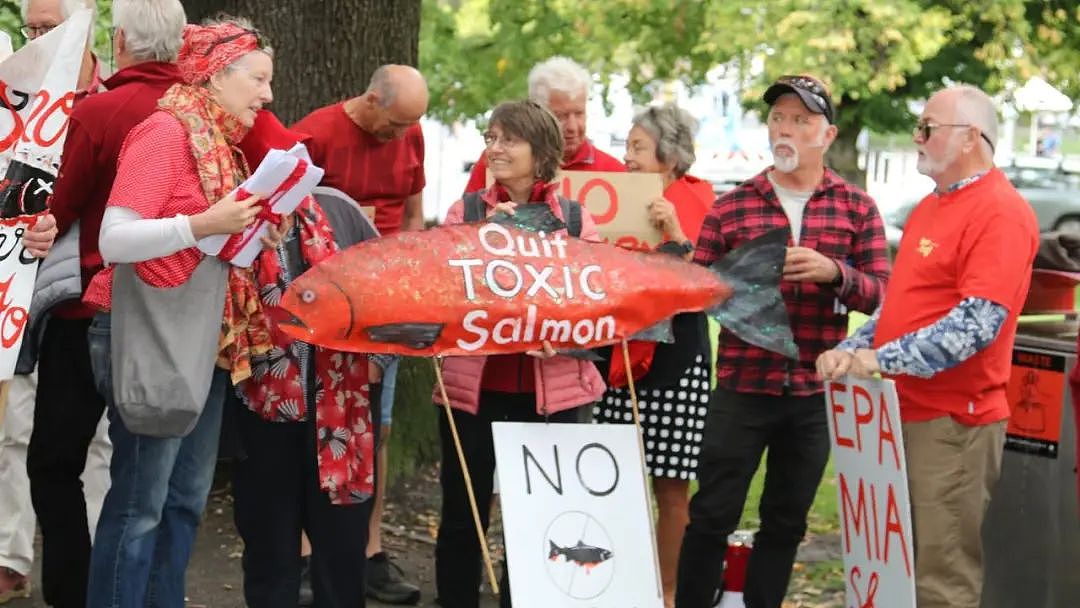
[981,321,1080,608]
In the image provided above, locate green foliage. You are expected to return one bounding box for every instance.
[420,0,1066,142]
[387,357,440,483]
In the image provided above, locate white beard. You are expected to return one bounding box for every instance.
[773,148,799,173]
[916,146,959,177]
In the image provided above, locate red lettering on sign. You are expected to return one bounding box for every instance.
[578,178,618,224]
[0,85,27,153]
[839,472,872,560]
[32,91,74,148]
[830,383,855,448]
[884,482,913,576]
[0,274,28,348]
[852,384,874,452]
[878,392,900,469]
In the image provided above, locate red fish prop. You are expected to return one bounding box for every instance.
[277,206,796,358]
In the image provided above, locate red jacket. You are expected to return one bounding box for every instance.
[49,61,183,317]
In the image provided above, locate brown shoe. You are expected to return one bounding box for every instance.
[0,567,30,604]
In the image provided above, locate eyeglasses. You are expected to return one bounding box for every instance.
[21,24,57,39]
[913,121,995,151]
[483,132,522,150]
[200,28,263,56]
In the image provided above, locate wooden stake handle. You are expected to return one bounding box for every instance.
[433,358,501,596]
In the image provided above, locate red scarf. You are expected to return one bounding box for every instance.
[240,197,375,504]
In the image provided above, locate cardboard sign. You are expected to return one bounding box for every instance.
[0,215,43,377]
[825,377,916,608]
[1005,348,1067,458]
[558,171,664,250]
[0,9,91,217]
[492,422,662,608]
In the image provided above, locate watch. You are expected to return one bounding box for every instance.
[658,240,694,256]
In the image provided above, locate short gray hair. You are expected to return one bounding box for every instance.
[21,0,84,22]
[112,0,186,62]
[367,65,395,107]
[528,56,591,106]
[951,84,998,154]
[633,104,699,177]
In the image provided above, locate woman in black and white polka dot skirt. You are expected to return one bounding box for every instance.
[592,103,717,608]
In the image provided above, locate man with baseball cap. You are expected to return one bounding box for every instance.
[675,75,890,608]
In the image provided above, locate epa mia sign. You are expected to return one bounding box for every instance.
[826,377,916,608]
[492,422,662,608]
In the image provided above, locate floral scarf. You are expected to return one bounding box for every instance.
[240,197,375,504]
[157,83,274,385]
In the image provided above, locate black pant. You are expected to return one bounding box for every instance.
[231,384,378,608]
[676,388,829,608]
[26,317,106,608]
[435,392,579,608]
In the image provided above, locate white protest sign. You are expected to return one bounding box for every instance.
[0,8,91,217]
[0,10,89,379]
[492,422,662,608]
[0,215,43,376]
[825,377,916,608]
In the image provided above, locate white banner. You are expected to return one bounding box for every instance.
[0,8,91,217]
[0,9,90,378]
[492,422,662,608]
[825,377,916,608]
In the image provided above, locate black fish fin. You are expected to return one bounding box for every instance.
[365,323,444,350]
[706,228,798,359]
[490,203,567,234]
[629,319,674,343]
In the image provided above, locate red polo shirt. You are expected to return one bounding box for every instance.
[292,103,425,235]
[49,61,183,318]
[463,138,624,194]
[874,169,1039,424]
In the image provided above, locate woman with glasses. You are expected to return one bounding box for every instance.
[434,100,607,608]
[594,103,713,608]
[83,17,281,607]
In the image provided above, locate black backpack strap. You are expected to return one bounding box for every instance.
[558,196,582,237]
[463,192,486,222]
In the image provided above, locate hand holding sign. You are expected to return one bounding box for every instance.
[190,191,262,239]
[850,349,882,378]
[816,348,855,381]
[21,212,57,258]
[646,196,684,241]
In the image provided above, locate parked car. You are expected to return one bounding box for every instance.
[883,163,1080,240]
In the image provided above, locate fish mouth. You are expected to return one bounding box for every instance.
[276,313,313,341]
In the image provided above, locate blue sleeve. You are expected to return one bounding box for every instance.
[875,297,1008,378]
[836,305,882,351]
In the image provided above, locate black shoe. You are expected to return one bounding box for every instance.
[366,552,421,605]
[298,556,314,607]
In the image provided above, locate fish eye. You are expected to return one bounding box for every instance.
[300,290,317,304]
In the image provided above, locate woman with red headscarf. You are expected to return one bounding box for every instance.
[84,17,283,607]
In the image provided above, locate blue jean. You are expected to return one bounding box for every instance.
[85,313,228,608]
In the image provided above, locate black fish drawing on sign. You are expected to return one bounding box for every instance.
[548,540,613,573]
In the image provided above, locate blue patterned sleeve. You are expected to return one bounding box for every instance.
[836,306,882,351]
[875,297,1008,378]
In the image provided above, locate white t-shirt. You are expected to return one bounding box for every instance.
[767,173,813,244]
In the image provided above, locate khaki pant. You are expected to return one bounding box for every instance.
[903,417,1006,608]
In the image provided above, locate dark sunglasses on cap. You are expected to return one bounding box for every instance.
[913,121,995,152]
[765,74,836,124]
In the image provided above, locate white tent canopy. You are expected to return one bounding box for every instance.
[1013,77,1073,113]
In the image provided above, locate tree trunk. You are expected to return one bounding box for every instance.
[826,122,866,189]
[183,0,434,484]
[182,0,421,124]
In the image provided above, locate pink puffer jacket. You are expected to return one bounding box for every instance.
[434,354,606,415]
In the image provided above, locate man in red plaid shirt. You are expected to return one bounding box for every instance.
[675,75,890,608]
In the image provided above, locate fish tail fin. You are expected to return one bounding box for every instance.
[706,228,798,360]
[548,540,561,561]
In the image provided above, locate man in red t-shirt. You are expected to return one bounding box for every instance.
[818,85,1039,608]
[292,64,427,605]
[463,56,624,194]
[293,64,427,235]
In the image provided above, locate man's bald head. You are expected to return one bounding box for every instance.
[368,64,429,123]
[916,84,998,186]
